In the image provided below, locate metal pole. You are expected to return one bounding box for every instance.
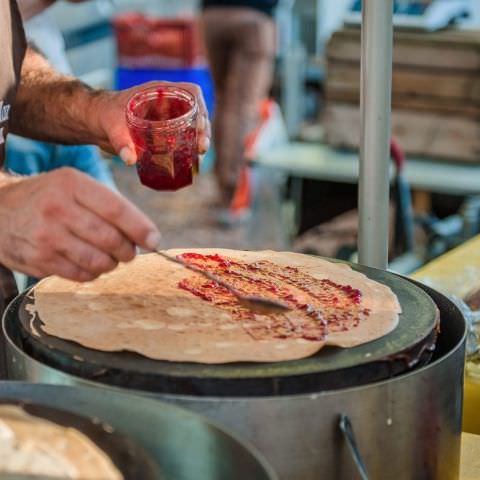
[358,0,394,269]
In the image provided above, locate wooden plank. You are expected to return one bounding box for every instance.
[461,432,480,480]
[326,61,480,103]
[328,37,480,71]
[330,27,480,49]
[327,28,480,71]
[323,103,480,163]
[325,88,480,118]
[412,235,480,297]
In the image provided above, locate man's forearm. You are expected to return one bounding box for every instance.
[10,48,107,147]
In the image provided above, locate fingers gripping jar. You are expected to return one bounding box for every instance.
[126,85,198,191]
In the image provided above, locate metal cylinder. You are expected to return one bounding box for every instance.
[3,284,466,480]
[358,0,394,269]
[5,322,464,480]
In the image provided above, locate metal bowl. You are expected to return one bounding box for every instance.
[0,383,277,480]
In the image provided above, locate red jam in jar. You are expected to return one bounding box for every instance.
[126,86,198,191]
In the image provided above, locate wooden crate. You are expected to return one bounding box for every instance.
[327,28,480,71]
[324,28,480,162]
[324,103,480,163]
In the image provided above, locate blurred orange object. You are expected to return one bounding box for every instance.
[113,13,205,68]
[229,167,251,215]
[229,99,274,216]
[244,99,274,161]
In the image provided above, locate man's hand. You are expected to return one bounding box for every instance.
[89,81,211,166]
[0,168,161,281]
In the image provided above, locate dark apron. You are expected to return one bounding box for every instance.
[0,0,26,375]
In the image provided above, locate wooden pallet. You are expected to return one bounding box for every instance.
[324,103,480,163]
[327,28,480,70]
[324,28,480,162]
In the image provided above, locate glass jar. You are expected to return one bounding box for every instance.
[126,85,198,191]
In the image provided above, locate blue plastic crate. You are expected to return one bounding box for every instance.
[116,66,215,116]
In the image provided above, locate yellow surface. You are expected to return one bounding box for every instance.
[464,372,480,435]
[412,236,480,475]
[461,433,480,479]
[412,235,480,298]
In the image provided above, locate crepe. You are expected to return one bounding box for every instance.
[29,249,401,363]
[0,405,122,479]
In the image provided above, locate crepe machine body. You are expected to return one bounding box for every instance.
[3,264,466,479]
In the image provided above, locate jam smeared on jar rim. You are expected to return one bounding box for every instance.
[127,87,198,191]
[177,253,370,342]
[128,88,192,122]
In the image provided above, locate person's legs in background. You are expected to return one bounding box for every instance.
[202,8,276,218]
[201,8,232,204]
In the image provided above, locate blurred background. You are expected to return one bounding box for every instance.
[31,0,480,276]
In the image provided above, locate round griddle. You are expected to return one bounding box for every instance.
[0,399,158,479]
[7,262,439,396]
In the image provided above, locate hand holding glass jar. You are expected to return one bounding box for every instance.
[126,84,209,191]
[85,80,210,190]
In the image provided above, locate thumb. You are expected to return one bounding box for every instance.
[119,146,137,166]
[109,123,138,166]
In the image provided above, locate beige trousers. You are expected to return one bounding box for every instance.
[201,7,276,204]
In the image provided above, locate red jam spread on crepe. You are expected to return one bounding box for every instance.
[178,253,371,342]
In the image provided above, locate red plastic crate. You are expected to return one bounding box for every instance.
[113,13,205,69]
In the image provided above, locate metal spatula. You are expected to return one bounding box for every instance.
[155,250,291,315]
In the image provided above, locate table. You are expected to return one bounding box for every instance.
[461,433,480,479]
[411,234,480,298]
[412,237,480,478]
[257,142,480,196]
